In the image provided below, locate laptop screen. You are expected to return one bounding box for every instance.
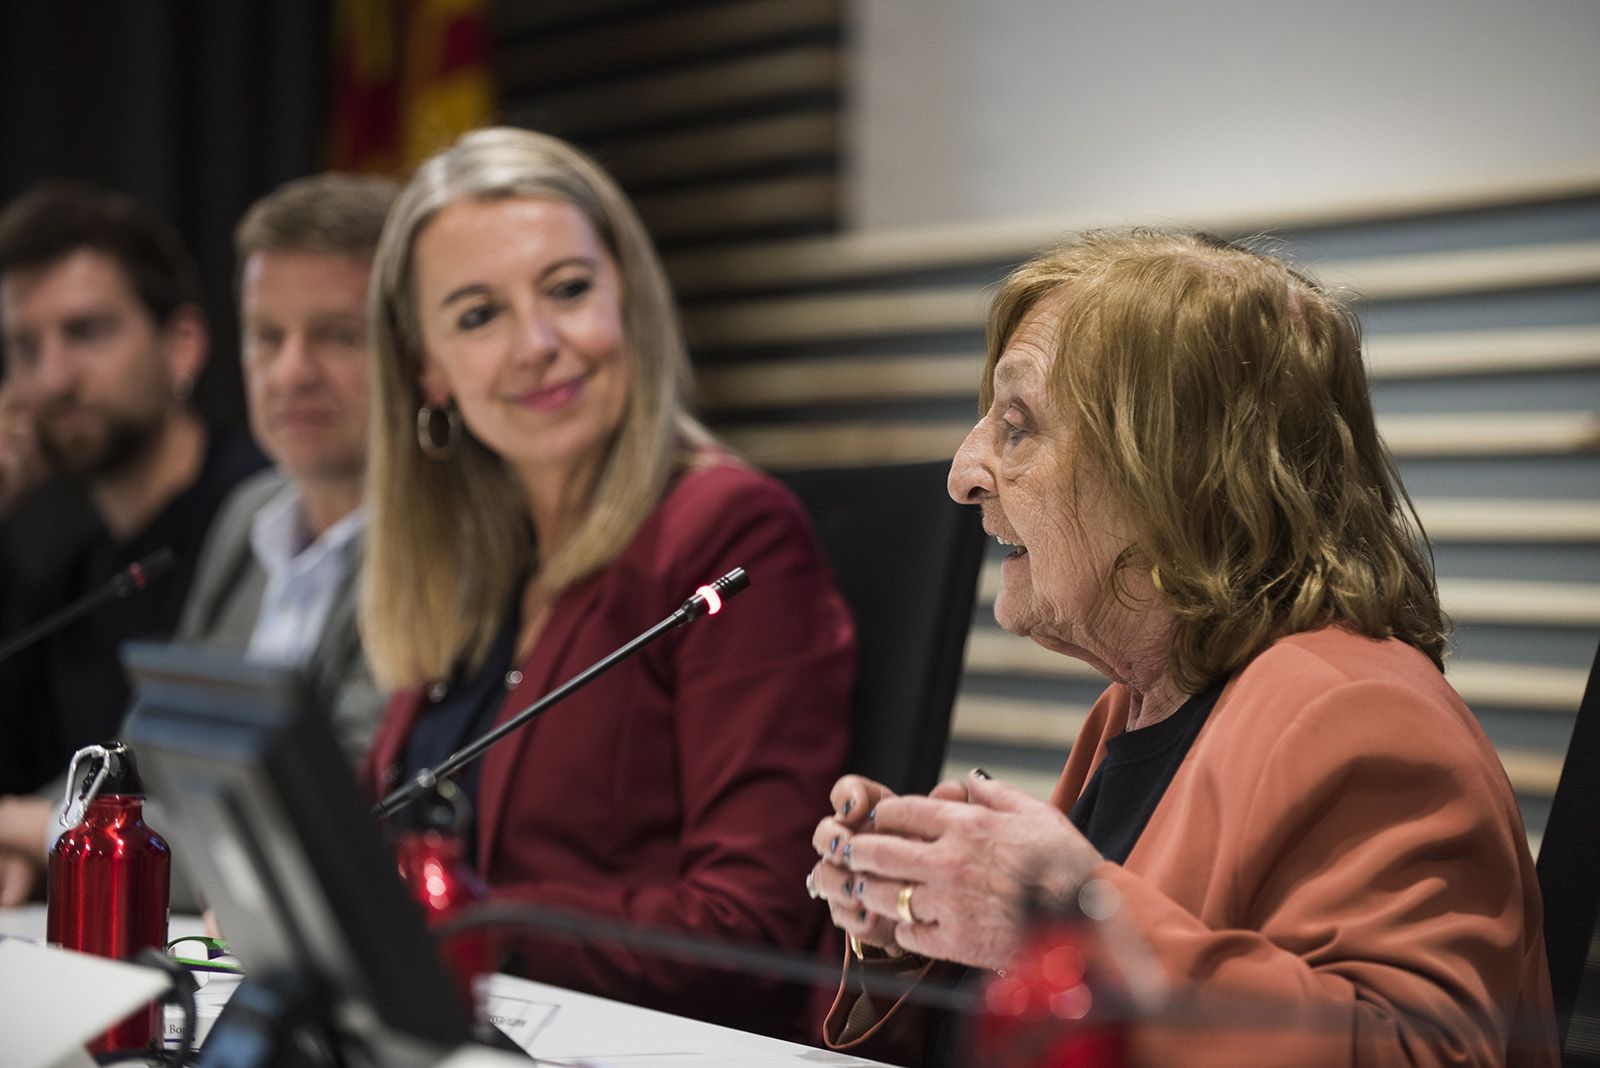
[121,640,470,1064]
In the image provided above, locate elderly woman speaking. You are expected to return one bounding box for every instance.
[812,230,1557,1066]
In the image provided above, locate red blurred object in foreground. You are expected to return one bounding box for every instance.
[395,781,497,1014]
[47,743,171,1057]
[972,886,1131,1067]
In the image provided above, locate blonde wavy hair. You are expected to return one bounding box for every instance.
[983,229,1447,691]
[362,127,711,689]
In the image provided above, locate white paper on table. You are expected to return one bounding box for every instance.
[0,939,170,1068]
[478,976,561,1051]
[481,973,890,1067]
[40,1048,96,1068]
[163,970,242,1050]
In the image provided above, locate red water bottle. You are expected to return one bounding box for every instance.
[47,742,171,1056]
[394,780,497,1014]
[971,880,1135,1067]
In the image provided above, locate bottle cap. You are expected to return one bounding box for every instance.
[59,742,145,827]
[93,742,145,796]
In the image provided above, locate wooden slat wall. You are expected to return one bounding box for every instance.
[494,0,844,249]
[678,240,1600,347]
[663,171,1600,296]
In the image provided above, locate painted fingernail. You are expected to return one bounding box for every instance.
[857,908,868,922]
[842,843,852,866]
[971,767,993,780]
[867,807,876,823]
[843,877,853,895]
[841,799,854,818]
[830,835,840,853]
[855,878,866,899]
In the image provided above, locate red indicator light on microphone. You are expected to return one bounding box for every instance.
[695,585,723,615]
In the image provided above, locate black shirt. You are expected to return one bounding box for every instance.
[400,602,521,862]
[0,428,266,793]
[1067,678,1227,864]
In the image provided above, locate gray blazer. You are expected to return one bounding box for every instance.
[175,468,386,764]
[146,470,385,911]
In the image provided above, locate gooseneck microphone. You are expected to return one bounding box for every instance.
[373,567,750,821]
[0,547,177,665]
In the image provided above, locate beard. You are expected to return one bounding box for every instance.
[37,399,165,481]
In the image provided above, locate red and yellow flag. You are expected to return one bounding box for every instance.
[330,0,493,175]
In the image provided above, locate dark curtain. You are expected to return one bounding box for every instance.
[0,1,333,432]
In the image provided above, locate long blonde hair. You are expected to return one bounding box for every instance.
[983,229,1447,690]
[362,127,711,689]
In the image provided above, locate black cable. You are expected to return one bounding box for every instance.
[91,947,200,1066]
[432,901,1530,1042]
[435,899,977,1014]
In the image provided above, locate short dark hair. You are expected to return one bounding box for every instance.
[234,173,400,263]
[0,181,202,326]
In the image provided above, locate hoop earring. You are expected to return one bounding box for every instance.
[416,402,461,460]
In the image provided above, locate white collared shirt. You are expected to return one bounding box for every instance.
[245,485,366,668]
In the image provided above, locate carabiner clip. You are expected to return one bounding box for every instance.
[59,744,111,828]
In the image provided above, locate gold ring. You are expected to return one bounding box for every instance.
[896,881,921,925]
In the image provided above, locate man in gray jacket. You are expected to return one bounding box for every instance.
[177,172,399,761]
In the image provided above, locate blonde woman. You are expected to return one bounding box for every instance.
[359,127,854,1037]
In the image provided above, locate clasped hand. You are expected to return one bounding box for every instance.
[810,769,1103,972]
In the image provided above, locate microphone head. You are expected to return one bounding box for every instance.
[138,547,178,581]
[712,567,750,598]
[681,567,751,620]
[112,547,178,597]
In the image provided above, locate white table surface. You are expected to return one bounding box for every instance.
[0,905,892,1067]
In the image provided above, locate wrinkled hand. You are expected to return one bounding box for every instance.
[0,848,42,907]
[815,770,1103,971]
[810,774,904,953]
[812,775,969,953]
[0,387,46,517]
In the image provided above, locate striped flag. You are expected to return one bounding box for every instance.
[330,0,493,175]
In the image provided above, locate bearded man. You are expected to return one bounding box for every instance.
[0,183,264,810]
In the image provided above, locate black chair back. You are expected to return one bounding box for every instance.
[775,461,986,795]
[1537,637,1600,1064]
